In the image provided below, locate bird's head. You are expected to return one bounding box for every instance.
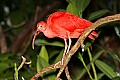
[32,21,46,49]
[37,21,46,32]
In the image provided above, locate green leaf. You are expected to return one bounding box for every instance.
[36,56,49,73]
[66,3,78,16]
[37,46,56,80]
[97,73,105,80]
[77,53,91,78]
[0,54,10,61]
[66,0,76,4]
[0,62,10,73]
[37,56,56,80]
[78,53,93,80]
[92,50,104,63]
[75,50,104,79]
[49,50,60,59]
[0,71,13,79]
[112,77,120,80]
[84,42,93,51]
[35,39,64,47]
[107,51,120,62]
[76,0,90,17]
[54,49,64,63]
[11,10,25,25]
[39,46,49,62]
[37,46,49,72]
[88,9,109,21]
[95,60,117,79]
[78,52,83,61]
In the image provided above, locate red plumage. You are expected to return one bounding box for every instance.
[32,12,98,50]
[46,12,96,39]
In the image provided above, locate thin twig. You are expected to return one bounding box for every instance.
[4,21,26,32]
[65,66,72,80]
[31,13,120,80]
[31,61,61,80]
[18,56,31,71]
[14,56,31,80]
[17,56,26,71]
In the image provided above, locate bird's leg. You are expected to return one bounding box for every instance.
[66,34,71,54]
[61,34,71,65]
[61,39,68,65]
[64,39,68,56]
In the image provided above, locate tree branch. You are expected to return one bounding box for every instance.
[31,13,120,80]
[31,61,61,80]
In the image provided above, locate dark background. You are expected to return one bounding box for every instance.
[0,0,120,80]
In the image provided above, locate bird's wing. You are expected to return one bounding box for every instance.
[47,12,92,32]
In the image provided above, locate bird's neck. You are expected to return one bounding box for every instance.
[43,27,56,38]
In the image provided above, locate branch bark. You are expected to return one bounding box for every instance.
[0,26,7,53]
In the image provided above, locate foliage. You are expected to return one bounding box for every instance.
[0,0,120,80]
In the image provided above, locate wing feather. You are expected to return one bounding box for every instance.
[47,12,92,32]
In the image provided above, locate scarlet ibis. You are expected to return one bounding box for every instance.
[32,12,98,54]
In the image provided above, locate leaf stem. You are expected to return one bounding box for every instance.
[14,63,18,80]
[79,53,93,80]
[87,48,98,80]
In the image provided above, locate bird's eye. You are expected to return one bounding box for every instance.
[37,25,43,30]
[39,25,42,28]
[37,25,43,29]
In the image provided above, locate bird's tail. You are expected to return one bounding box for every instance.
[88,31,98,40]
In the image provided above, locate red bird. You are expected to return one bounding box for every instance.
[32,12,98,54]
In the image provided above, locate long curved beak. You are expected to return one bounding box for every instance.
[32,30,41,49]
[32,33,37,49]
